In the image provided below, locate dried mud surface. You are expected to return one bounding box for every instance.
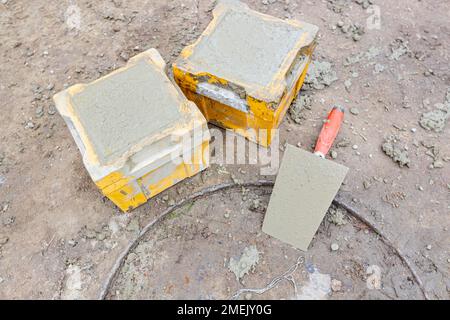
[0,0,449,299]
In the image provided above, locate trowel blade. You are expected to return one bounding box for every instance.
[262,144,348,251]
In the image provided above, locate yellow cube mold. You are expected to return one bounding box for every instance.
[173,1,319,147]
[54,49,210,212]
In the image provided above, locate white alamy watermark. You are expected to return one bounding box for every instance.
[170,121,280,176]
[366,5,381,30]
[211,128,280,176]
[65,2,81,31]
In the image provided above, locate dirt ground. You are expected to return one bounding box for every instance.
[0,0,449,300]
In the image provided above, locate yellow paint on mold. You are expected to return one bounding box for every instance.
[103,141,209,212]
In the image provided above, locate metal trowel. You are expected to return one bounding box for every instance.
[262,106,348,251]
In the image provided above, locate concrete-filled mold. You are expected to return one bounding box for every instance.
[54,49,210,212]
[173,1,319,146]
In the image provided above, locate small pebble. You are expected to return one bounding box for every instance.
[433,161,444,169]
[97,233,106,241]
[25,121,35,129]
[0,236,9,246]
[331,279,342,292]
[68,240,77,247]
[350,107,359,115]
[35,105,44,118]
[119,51,129,61]
[47,105,56,115]
[331,243,339,251]
[352,145,358,150]
[352,34,361,42]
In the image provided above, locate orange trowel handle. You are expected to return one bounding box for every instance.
[314,105,345,158]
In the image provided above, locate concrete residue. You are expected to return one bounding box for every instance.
[289,94,312,123]
[126,217,141,234]
[431,160,444,169]
[297,268,331,300]
[344,46,381,66]
[420,108,450,132]
[388,38,411,60]
[423,142,445,169]
[366,46,382,60]
[381,136,410,168]
[261,0,277,5]
[355,0,374,9]
[249,198,262,212]
[0,236,9,254]
[327,205,347,226]
[419,89,450,133]
[114,241,157,299]
[304,61,338,90]
[326,0,349,13]
[337,20,365,41]
[366,265,382,290]
[331,279,343,292]
[344,79,352,92]
[228,245,260,281]
[61,265,83,300]
[108,214,130,235]
[334,137,351,149]
[373,63,385,74]
[344,53,364,66]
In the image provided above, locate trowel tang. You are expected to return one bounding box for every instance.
[314,105,345,158]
